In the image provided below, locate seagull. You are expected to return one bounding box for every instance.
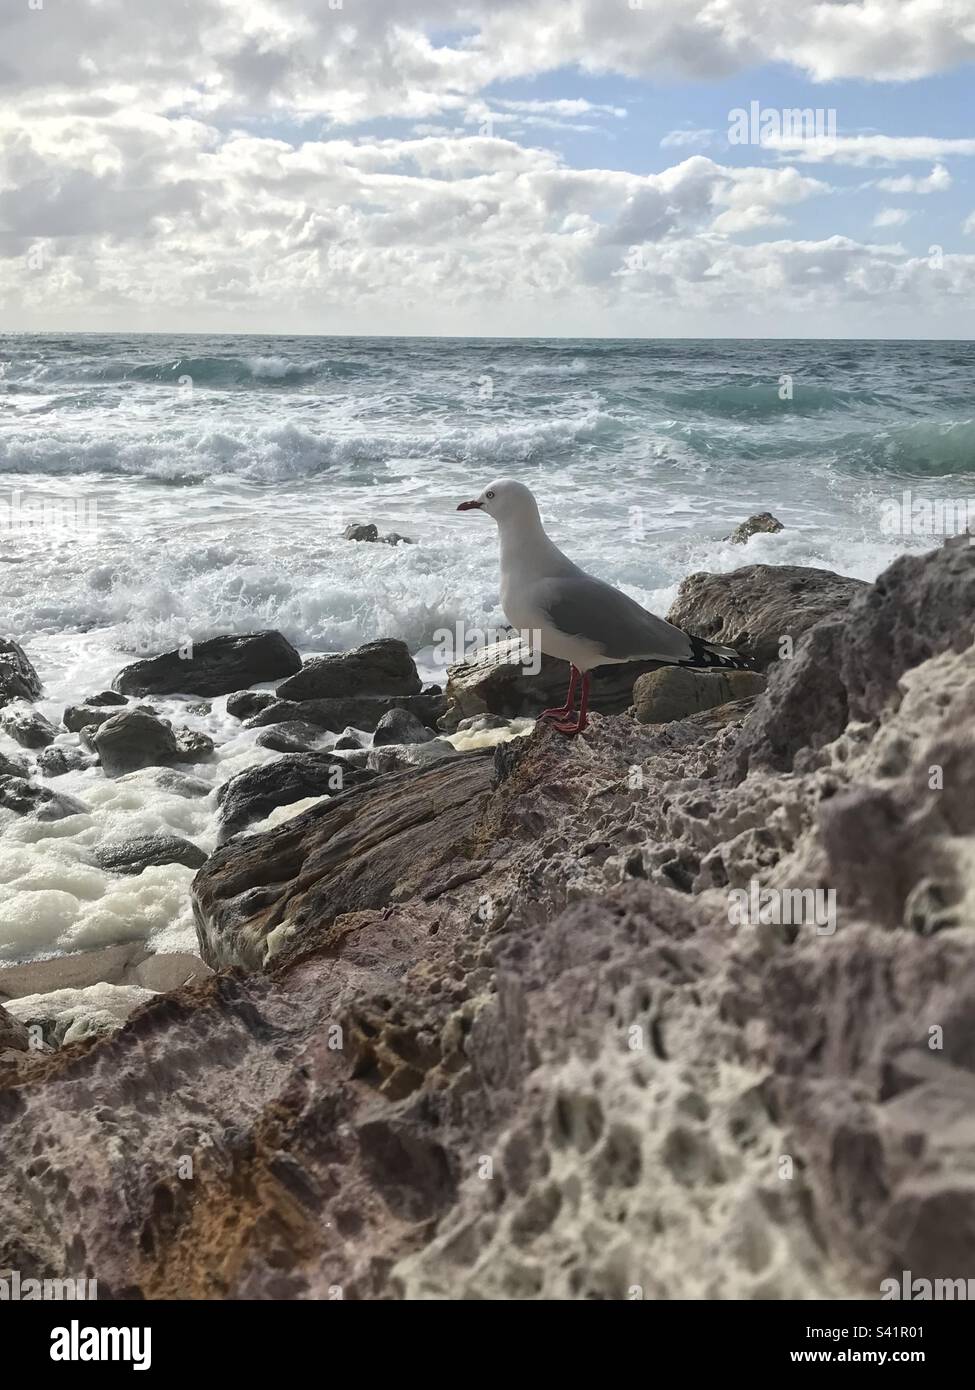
[457,478,751,736]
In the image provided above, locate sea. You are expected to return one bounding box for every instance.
[1,334,973,967]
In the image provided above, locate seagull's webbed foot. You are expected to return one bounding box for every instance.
[538,705,572,722]
[545,712,589,737]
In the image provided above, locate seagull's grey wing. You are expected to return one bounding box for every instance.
[535,573,695,663]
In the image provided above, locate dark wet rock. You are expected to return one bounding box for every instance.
[0,775,88,820]
[275,638,421,702]
[197,752,492,969]
[63,705,118,733]
[343,523,414,546]
[215,752,375,843]
[0,750,30,778]
[92,835,208,875]
[226,689,277,721]
[112,630,302,698]
[1,704,57,748]
[666,564,867,671]
[91,710,178,777]
[0,639,42,706]
[255,722,330,754]
[334,729,364,750]
[245,691,446,735]
[631,666,767,724]
[727,511,785,543]
[35,745,95,778]
[83,690,127,707]
[172,727,215,763]
[371,708,435,747]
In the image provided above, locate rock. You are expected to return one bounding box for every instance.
[366,739,458,773]
[666,564,867,671]
[116,767,212,799]
[184,701,212,715]
[215,752,375,842]
[275,638,421,702]
[342,523,414,546]
[0,775,89,820]
[172,727,215,763]
[0,638,42,706]
[112,630,302,698]
[727,511,785,543]
[245,691,446,734]
[4,983,157,1047]
[92,835,208,875]
[0,1003,29,1051]
[197,752,493,969]
[440,636,667,731]
[4,540,975,1301]
[334,729,364,750]
[1,703,57,748]
[372,708,435,747]
[226,689,277,720]
[35,745,95,778]
[255,722,329,754]
[731,535,975,778]
[83,690,127,707]
[63,704,118,733]
[91,710,177,777]
[457,714,510,733]
[631,666,767,724]
[0,749,29,779]
[0,944,211,1001]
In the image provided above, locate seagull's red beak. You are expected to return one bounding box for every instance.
[457,499,483,511]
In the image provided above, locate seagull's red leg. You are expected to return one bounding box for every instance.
[548,671,590,736]
[538,664,579,722]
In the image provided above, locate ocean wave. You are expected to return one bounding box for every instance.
[0,410,611,482]
[839,419,975,476]
[653,381,898,420]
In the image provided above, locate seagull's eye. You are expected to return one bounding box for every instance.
[486,490,495,500]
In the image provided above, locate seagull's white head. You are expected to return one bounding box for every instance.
[457,478,539,526]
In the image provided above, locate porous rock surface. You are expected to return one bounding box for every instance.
[0,540,972,1300]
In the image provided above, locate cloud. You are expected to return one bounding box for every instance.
[2,1,975,132]
[874,163,952,193]
[873,207,913,226]
[660,128,713,150]
[767,135,975,165]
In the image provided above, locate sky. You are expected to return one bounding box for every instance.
[1,0,975,337]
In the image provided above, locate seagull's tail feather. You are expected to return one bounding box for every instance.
[678,634,755,672]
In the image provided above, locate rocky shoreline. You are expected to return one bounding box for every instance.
[1,532,973,1298]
